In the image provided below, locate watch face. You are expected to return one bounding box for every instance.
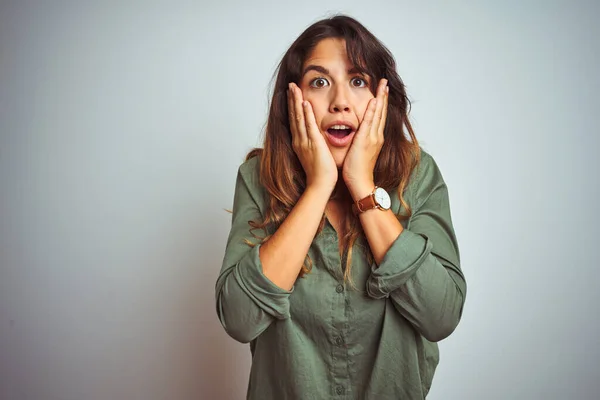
[374,187,391,210]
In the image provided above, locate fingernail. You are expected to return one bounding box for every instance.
[386,86,389,94]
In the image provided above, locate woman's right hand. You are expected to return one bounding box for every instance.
[287,82,338,192]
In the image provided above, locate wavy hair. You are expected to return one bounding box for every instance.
[243,15,421,288]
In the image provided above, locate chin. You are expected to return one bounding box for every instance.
[332,155,347,169]
[330,149,349,168]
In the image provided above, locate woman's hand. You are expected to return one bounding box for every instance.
[288,82,338,192]
[342,78,389,201]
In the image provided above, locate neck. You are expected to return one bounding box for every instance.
[330,178,352,203]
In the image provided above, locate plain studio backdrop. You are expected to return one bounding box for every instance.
[1,1,599,399]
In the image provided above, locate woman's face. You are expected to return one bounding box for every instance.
[299,38,375,168]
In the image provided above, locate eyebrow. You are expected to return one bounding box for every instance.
[302,64,363,77]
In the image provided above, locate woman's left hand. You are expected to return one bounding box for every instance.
[342,78,389,201]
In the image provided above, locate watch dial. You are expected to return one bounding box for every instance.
[374,187,391,209]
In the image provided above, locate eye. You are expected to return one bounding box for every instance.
[309,77,329,88]
[351,77,368,88]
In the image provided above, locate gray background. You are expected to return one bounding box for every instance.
[1,1,599,399]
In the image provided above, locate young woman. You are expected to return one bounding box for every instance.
[215,15,467,399]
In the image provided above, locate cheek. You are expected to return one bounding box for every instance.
[356,101,370,121]
[357,93,376,119]
[303,94,326,128]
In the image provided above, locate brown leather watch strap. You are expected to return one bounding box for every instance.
[352,191,377,214]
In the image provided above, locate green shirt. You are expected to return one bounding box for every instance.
[215,148,466,399]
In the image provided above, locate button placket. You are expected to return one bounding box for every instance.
[328,235,348,399]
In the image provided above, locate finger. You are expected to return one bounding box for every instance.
[378,83,389,140]
[371,79,387,138]
[302,100,321,143]
[357,97,378,138]
[291,83,308,144]
[287,84,299,143]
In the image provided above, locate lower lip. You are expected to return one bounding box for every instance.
[325,130,355,147]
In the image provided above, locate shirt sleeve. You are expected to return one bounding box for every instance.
[215,161,293,343]
[365,152,467,342]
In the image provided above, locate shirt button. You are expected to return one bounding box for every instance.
[336,284,344,293]
[336,385,344,395]
[335,337,344,346]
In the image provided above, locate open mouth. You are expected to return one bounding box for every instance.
[327,127,353,138]
[325,125,356,147]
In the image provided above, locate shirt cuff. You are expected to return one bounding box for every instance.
[366,228,433,299]
[233,243,294,319]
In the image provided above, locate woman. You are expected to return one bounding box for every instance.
[215,15,466,399]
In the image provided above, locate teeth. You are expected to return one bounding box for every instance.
[330,124,351,130]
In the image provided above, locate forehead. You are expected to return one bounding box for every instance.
[302,38,352,70]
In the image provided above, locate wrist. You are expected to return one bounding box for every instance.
[305,182,336,199]
[348,181,375,202]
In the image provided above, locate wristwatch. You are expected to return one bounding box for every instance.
[352,186,391,214]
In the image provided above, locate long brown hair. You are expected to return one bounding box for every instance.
[244,15,421,287]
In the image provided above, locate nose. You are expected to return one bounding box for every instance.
[329,85,350,113]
